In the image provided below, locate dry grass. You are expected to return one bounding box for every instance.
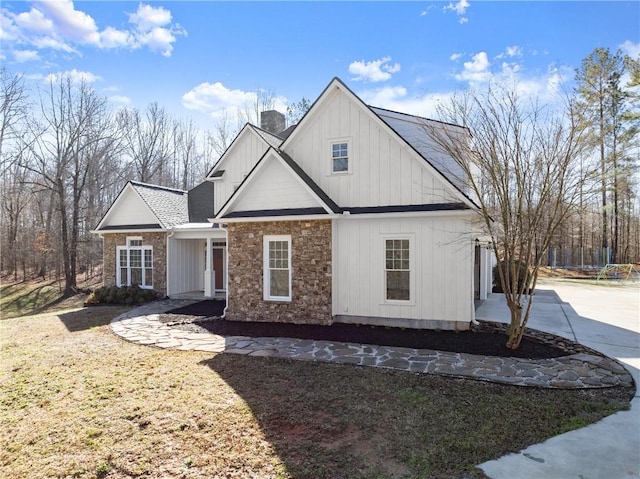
[1,306,632,479]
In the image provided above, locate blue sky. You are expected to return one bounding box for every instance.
[1,1,639,130]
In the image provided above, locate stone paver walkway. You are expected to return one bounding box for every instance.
[111,299,634,390]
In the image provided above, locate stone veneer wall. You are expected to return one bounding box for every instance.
[102,232,168,296]
[226,220,332,324]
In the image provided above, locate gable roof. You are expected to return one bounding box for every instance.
[206,123,283,178]
[94,181,188,231]
[281,77,478,209]
[215,147,339,220]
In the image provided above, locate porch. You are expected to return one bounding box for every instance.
[166,225,227,299]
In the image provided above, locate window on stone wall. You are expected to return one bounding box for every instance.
[117,236,153,289]
[385,238,411,301]
[264,235,291,301]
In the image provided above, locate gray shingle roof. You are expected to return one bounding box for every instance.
[251,125,284,148]
[130,181,189,228]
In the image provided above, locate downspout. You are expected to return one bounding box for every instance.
[166,229,175,299]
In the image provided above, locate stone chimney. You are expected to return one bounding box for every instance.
[260,110,286,135]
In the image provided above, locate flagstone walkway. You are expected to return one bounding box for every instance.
[111,299,634,390]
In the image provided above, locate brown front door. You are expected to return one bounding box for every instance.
[213,248,224,290]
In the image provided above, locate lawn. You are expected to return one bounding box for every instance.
[0,305,632,479]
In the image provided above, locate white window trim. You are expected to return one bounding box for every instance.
[328,138,352,175]
[263,235,292,302]
[116,236,154,289]
[382,235,415,305]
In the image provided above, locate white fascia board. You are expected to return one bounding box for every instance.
[90,228,167,234]
[335,209,476,221]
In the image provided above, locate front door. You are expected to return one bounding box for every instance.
[213,247,224,291]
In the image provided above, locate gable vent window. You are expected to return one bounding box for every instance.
[331,141,349,173]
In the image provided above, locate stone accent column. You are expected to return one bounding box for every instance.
[226,220,332,325]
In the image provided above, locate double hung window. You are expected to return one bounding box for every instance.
[264,236,292,301]
[331,141,349,173]
[117,237,153,288]
[385,238,411,301]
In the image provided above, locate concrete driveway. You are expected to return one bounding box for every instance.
[476,279,640,479]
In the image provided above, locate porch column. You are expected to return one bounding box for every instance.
[204,237,214,298]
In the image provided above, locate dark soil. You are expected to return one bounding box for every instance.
[161,300,579,360]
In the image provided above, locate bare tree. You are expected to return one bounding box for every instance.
[23,77,116,294]
[423,84,587,349]
[172,118,200,189]
[0,68,31,277]
[117,102,173,184]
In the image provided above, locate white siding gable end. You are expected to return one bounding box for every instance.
[217,149,336,219]
[96,184,160,229]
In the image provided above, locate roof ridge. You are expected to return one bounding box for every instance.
[129,180,187,194]
[250,123,285,141]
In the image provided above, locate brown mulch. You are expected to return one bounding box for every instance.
[159,300,585,360]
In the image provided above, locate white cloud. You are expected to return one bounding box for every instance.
[108,95,131,106]
[100,26,133,49]
[182,82,253,113]
[357,85,453,119]
[45,69,100,84]
[129,4,172,31]
[349,56,401,83]
[455,51,491,83]
[127,4,183,57]
[34,0,100,45]
[450,53,463,61]
[620,40,640,59]
[443,0,470,23]
[13,49,40,62]
[182,82,287,122]
[137,26,178,57]
[0,2,184,58]
[497,45,523,59]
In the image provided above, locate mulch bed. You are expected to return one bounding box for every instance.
[160,300,584,360]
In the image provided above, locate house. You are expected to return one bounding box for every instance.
[94,77,493,330]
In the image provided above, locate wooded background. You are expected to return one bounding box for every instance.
[1,47,638,294]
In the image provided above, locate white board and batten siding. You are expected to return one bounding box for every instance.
[213,128,273,216]
[103,187,158,227]
[333,215,475,328]
[283,87,460,209]
[167,238,204,295]
[231,154,321,212]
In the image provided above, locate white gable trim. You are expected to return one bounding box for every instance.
[94,182,164,231]
[215,148,336,219]
[207,124,279,179]
[281,78,477,210]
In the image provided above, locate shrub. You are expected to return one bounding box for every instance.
[86,285,160,306]
[492,261,532,293]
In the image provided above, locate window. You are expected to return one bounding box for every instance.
[385,239,410,301]
[264,235,291,301]
[117,237,153,289]
[331,141,349,173]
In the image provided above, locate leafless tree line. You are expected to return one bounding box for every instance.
[0,69,220,294]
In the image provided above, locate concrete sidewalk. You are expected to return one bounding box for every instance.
[477,279,640,479]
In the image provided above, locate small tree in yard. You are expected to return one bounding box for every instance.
[422,83,587,349]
